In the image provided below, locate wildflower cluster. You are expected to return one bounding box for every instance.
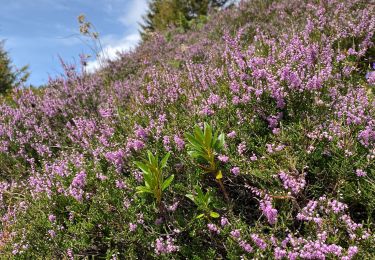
[0,0,374,258]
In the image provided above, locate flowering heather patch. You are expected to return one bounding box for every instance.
[0,0,374,258]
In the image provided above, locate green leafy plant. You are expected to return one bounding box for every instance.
[186,186,220,219]
[185,123,229,201]
[135,151,174,211]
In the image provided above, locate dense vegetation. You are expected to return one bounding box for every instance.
[0,41,28,94]
[140,0,230,38]
[0,0,374,259]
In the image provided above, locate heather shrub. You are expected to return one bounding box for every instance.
[0,0,374,259]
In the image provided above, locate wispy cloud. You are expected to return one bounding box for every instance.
[118,0,148,27]
[85,33,140,72]
[85,0,148,72]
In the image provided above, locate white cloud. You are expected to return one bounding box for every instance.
[118,0,148,26]
[85,0,148,73]
[85,33,141,72]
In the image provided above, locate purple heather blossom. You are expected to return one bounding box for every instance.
[207,223,220,234]
[154,236,179,255]
[237,142,246,155]
[239,240,253,253]
[134,124,148,140]
[129,223,137,232]
[218,154,229,163]
[132,171,143,182]
[115,180,127,189]
[48,230,56,238]
[163,135,171,151]
[167,201,179,212]
[227,131,236,138]
[220,217,229,227]
[278,171,306,194]
[260,198,278,225]
[69,171,86,201]
[366,71,375,85]
[230,167,240,176]
[251,234,267,250]
[173,135,185,151]
[230,229,241,239]
[48,214,56,223]
[355,169,367,177]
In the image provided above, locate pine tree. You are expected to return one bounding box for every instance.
[0,41,29,93]
[140,0,230,39]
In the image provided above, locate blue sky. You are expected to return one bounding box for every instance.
[0,0,148,86]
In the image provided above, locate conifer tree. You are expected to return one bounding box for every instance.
[140,0,230,39]
[0,41,29,93]
[0,41,29,94]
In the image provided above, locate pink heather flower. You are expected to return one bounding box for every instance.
[69,171,87,201]
[97,173,108,181]
[355,169,366,177]
[275,144,285,151]
[134,124,148,140]
[251,234,267,250]
[173,135,185,151]
[163,135,171,151]
[71,171,86,187]
[239,240,253,253]
[154,236,179,255]
[274,247,287,259]
[220,217,229,227]
[137,213,144,224]
[99,107,112,118]
[126,138,145,152]
[48,214,56,223]
[237,142,246,155]
[67,248,74,260]
[129,223,137,232]
[230,229,241,239]
[230,167,240,176]
[207,223,220,234]
[167,201,179,212]
[218,154,229,163]
[278,171,306,194]
[132,171,143,182]
[266,144,274,153]
[272,128,280,135]
[115,180,127,189]
[260,198,278,225]
[250,154,257,161]
[227,131,236,138]
[105,149,125,171]
[347,246,358,258]
[48,230,56,238]
[123,198,131,209]
[366,71,375,85]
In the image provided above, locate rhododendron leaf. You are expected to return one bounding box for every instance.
[135,161,150,175]
[194,125,204,142]
[143,173,153,188]
[212,131,219,147]
[209,211,220,218]
[215,133,225,150]
[186,194,195,203]
[204,123,212,146]
[196,214,205,219]
[162,174,174,191]
[160,152,170,169]
[185,133,202,148]
[136,186,152,194]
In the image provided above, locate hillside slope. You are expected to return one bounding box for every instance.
[0,0,374,258]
